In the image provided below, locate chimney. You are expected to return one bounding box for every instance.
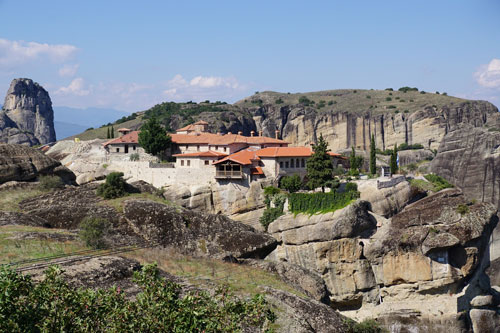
[259,130,263,137]
[275,130,279,139]
[250,130,255,137]
[238,131,243,136]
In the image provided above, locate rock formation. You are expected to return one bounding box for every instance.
[0,78,56,145]
[0,143,75,184]
[431,124,500,210]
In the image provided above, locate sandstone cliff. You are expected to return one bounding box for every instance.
[0,78,56,145]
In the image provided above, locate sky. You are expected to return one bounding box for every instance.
[1,0,499,113]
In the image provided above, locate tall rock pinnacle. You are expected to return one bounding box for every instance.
[0,78,56,146]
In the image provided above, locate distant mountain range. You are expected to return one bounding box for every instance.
[53,106,130,140]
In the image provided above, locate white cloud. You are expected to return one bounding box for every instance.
[474,58,500,89]
[190,75,239,89]
[55,78,90,96]
[168,74,188,88]
[58,64,79,77]
[0,38,77,66]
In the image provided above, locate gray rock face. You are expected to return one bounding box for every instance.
[0,78,56,145]
[431,124,500,210]
[0,144,75,184]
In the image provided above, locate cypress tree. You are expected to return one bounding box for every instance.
[390,143,398,175]
[107,127,110,139]
[111,126,114,138]
[370,134,376,175]
[306,134,333,192]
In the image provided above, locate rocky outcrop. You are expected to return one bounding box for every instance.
[431,124,500,210]
[123,199,277,259]
[0,78,56,145]
[0,144,75,184]
[357,178,416,217]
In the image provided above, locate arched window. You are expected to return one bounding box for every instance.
[291,159,294,168]
[301,159,305,168]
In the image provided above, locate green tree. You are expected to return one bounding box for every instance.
[390,143,398,175]
[107,127,110,139]
[370,134,376,175]
[111,126,115,138]
[138,117,172,157]
[79,217,110,249]
[280,174,302,193]
[96,172,127,199]
[349,147,364,174]
[306,134,333,192]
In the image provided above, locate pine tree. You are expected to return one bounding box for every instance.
[306,134,333,192]
[111,126,114,138]
[370,134,376,175]
[138,117,172,157]
[390,143,398,175]
[107,127,110,139]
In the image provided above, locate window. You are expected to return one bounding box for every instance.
[279,161,283,168]
[181,160,184,166]
[205,160,209,165]
[296,159,300,168]
[184,145,188,150]
[197,145,200,151]
[216,145,219,150]
[301,159,305,168]
[116,148,120,153]
[285,161,289,168]
[291,159,294,168]
[224,147,227,152]
[187,160,191,167]
[133,145,136,151]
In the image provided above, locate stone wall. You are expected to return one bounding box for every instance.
[376,176,406,189]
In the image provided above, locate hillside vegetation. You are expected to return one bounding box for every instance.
[67,88,473,141]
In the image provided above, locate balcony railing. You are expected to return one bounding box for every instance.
[215,170,244,179]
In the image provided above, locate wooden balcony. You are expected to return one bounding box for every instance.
[215,170,244,179]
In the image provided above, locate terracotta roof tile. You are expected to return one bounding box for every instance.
[256,147,313,157]
[170,133,287,146]
[172,151,228,158]
[103,131,139,146]
[213,149,261,165]
[250,166,264,175]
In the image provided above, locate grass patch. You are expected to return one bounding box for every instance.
[409,174,453,193]
[0,188,45,212]
[98,192,172,213]
[0,225,87,265]
[124,248,307,298]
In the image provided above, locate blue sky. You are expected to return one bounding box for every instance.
[1,0,499,112]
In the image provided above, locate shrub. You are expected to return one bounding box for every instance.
[298,96,312,106]
[325,179,340,189]
[344,318,387,333]
[406,163,418,172]
[395,97,400,100]
[420,91,426,94]
[130,153,140,161]
[404,110,409,113]
[353,90,357,93]
[395,110,400,114]
[345,182,358,193]
[366,95,371,99]
[288,188,359,215]
[317,100,326,108]
[79,216,110,249]
[456,204,469,215]
[260,191,286,230]
[424,174,453,191]
[97,172,127,199]
[0,263,274,332]
[275,98,283,104]
[398,86,418,93]
[38,175,64,191]
[263,186,280,197]
[328,100,334,105]
[280,174,302,193]
[85,127,94,131]
[436,91,440,94]
[385,88,393,91]
[443,92,447,96]
[260,208,284,230]
[387,105,396,109]
[386,97,392,101]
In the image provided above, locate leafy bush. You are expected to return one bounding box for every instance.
[424,174,453,191]
[260,191,286,230]
[345,182,358,193]
[130,153,140,161]
[366,95,371,99]
[328,100,335,105]
[38,175,64,191]
[298,96,313,106]
[79,216,110,249]
[288,185,359,215]
[275,98,283,104]
[344,318,387,333]
[398,86,418,93]
[85,127,94,131]
[387,105,396,109]
[260,207,283,230]
[317,100,326,108]
[263,186,280,197]
[385,88,393,91]
[385,97,392,101]
[0,263,274,332]
[97,172,127,199]
[456,204,469,215]
[280,174,302,193]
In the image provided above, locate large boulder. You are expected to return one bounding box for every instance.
[0,78,56,145]
[431,124,500,210]
[0,144,75,184]
[122,199,277,260]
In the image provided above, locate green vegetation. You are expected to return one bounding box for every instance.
[0,188,45,212]
[0,263,274,332]
[298,96,313,106]
[99,192,172,213]
[288,184,359,215]
[390,143,398,175]
[115,112,138,124]
[344,318,388,333]
[79,216,110,249]
[376,142,424,155]
[349,147,364,175]
[456,204,470,215]
[138,117,171,157]
[398,86,418,93]
[317,100,326,108]
[275,97,283,104]
[424,174,453,191]
[0,225,87,265]
[85,127,94,132]
[260,188,286,230]
[97,172,127,199]
[37,175,64,191]
[129,152,140,161]
[385,97,392,101]
[306,134,333,191]
[279,174,302,193]
[370,134,376,175]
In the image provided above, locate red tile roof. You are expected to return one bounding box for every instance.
[250,166,264,175]
[170,133,287,146]
[103,131,139,146]
[213,149,261,165]
[176,124,196,132]
[256,147,313,157]
[172,151,228,158]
